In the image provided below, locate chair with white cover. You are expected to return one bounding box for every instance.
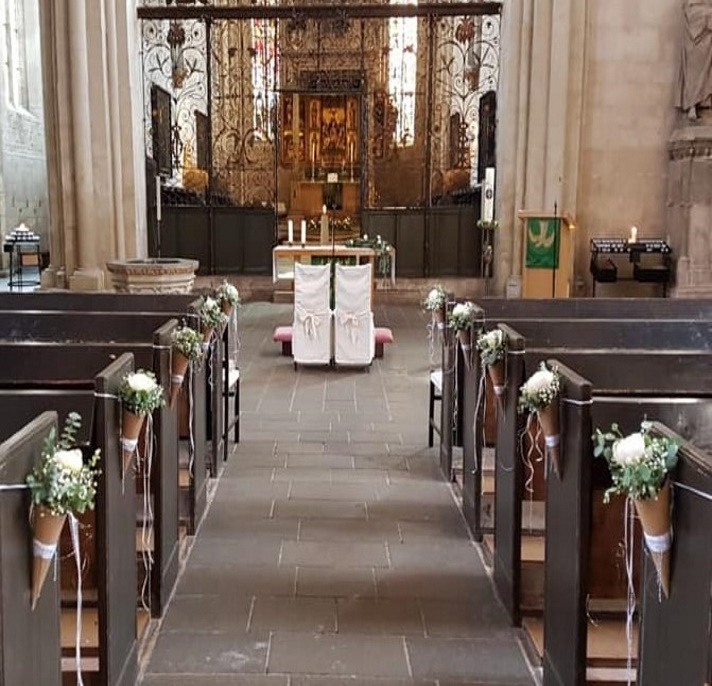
[333,263,374,366]
[292,263,332,366]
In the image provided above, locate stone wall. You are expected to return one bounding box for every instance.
[0,0,49,265]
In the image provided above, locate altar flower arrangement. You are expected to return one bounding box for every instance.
[518,362,562,476]
[423,284,447,332]
[170,325,203,407]
[448,301,478,366]
[593,421,679,597]
[26,412,100,609]
[198,295,228,342]
[216,281,239,317]
[118,370,165,473]
[476,327,507,396]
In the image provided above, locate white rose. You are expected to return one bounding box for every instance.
[452,303,469,318]
[525,368,555,394]
[612,432,646,466]
[204,297,217,310]
[55,448,84,473]
[128,372,156,393]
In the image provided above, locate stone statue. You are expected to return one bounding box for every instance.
[678,0,712,119]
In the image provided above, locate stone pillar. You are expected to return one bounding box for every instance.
[668,122,712,296]
[39,0,146,290]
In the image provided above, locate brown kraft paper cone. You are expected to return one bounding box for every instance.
[488,360,505,396]
[537,400,561,478]
[457,330,472,369]
[122,409,145,474]
[634,480,672,598]
[433,308,446,341]
[31,506,67,610]
[221,301,233,317]
[170,352,190,408]
[202,327,213,343]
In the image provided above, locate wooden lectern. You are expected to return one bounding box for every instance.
[519,212,575,298]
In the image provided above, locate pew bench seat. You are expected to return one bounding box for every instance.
[273,325,394,358]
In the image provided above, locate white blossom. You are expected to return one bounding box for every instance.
[612,432,647,466]
[524,368,555,395]
[54,449,84,473]
[127,371,157,393]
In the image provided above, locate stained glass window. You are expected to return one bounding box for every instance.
[251,18,278,140]
[4,0,28,109]
[388,0,417,146]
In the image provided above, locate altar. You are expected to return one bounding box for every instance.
[272,244,396,294]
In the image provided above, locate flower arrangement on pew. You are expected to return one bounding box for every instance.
[118,370,165,474]
[26,412,100,610]
[448,301,478,368]
[518,362,562,477]
[423,284,447,335]
[216,281,239,317]
[593,421,679,597]
[198,295,228,345]
[170,325,203,408]
[476,327,507,398]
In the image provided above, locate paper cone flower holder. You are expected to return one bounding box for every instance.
[202,327,213,343]
[634,480,672,598]
[488,360,506,399]
[121,409,145,474]
[170,351,190,408]
[31,505,66,610]
[456,329,472,369]
[537,400,561,478]
[221,301,233,317]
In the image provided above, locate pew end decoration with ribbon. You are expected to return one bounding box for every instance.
[170,325,203,408]
[423,284,447,339]
[448,301,478,369]
[117,370,165,475]
[593,421,679,598]
[476,327,507,399]
[25,412,100,611]
[518,362,562,478]
[216,280,239,318]
[198,295,228,348]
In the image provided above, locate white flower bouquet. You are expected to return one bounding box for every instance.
[216,281,239,316]
[448,301,478,367]
[26,413,100,609]
[593,421,679,597]
[476,328,507,395]
[518,362,562,476]
[423,284,447,330]
[118,370,165,472]
[198,295,228,342]
[170,325,203,407]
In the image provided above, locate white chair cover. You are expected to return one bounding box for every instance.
[292,263,332,365]
[333,263,374,366]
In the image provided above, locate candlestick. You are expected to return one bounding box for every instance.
[288,219,294,244]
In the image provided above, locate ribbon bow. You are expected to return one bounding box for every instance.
[296,308,323,340]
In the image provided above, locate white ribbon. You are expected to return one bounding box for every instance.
[68,513,84,686]
[120,437,138,454]
[32,538,56,559]
[296,308,322,340]
[493,384,505,396]
[544,434,560,448]
[188,363,195,478]
[437,322,445,331]
[339,311,368,344]
[171,374,184,385]
[644,531,672,554]
[139,413,154,611]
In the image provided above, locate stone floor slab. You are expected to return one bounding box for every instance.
[336,598,424,635]
[298,518,400,543]
[281,540,389,568]
[249,597,337,633]
[143,675,288,686]
[273,499,367,520]
[160,594,253,633]
[295,567,378,599]
[267,633,410,677]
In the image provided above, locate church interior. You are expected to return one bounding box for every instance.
[0,1,711,685]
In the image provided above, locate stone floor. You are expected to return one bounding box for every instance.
[140,301,535,686]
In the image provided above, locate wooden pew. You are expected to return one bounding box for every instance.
[536,361,712,685]
[637,424,712,685]
[0,412,62,685]
[0,331,192,621]
[0,356,142,685]
[0,291,240,464]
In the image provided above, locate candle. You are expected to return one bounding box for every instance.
[629,225,638,243]
[312,140,317,165]
[322,204,327,215]
[156,176,162,223]
[349,140,354,164]
[288,219,294,244]
[300,219,306,245]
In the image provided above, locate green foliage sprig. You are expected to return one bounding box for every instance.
[593,421,679,502]
[118,370,165,416]
[26,413,101,516]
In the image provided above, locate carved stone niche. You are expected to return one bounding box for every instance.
[105,258,199,293]
[667,121,712,297]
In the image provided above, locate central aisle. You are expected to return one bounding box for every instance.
[141,302,535,685]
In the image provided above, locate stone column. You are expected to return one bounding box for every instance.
[668,122,712,296]
[39,0,146,290]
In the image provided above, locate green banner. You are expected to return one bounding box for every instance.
[525,218,559,269]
